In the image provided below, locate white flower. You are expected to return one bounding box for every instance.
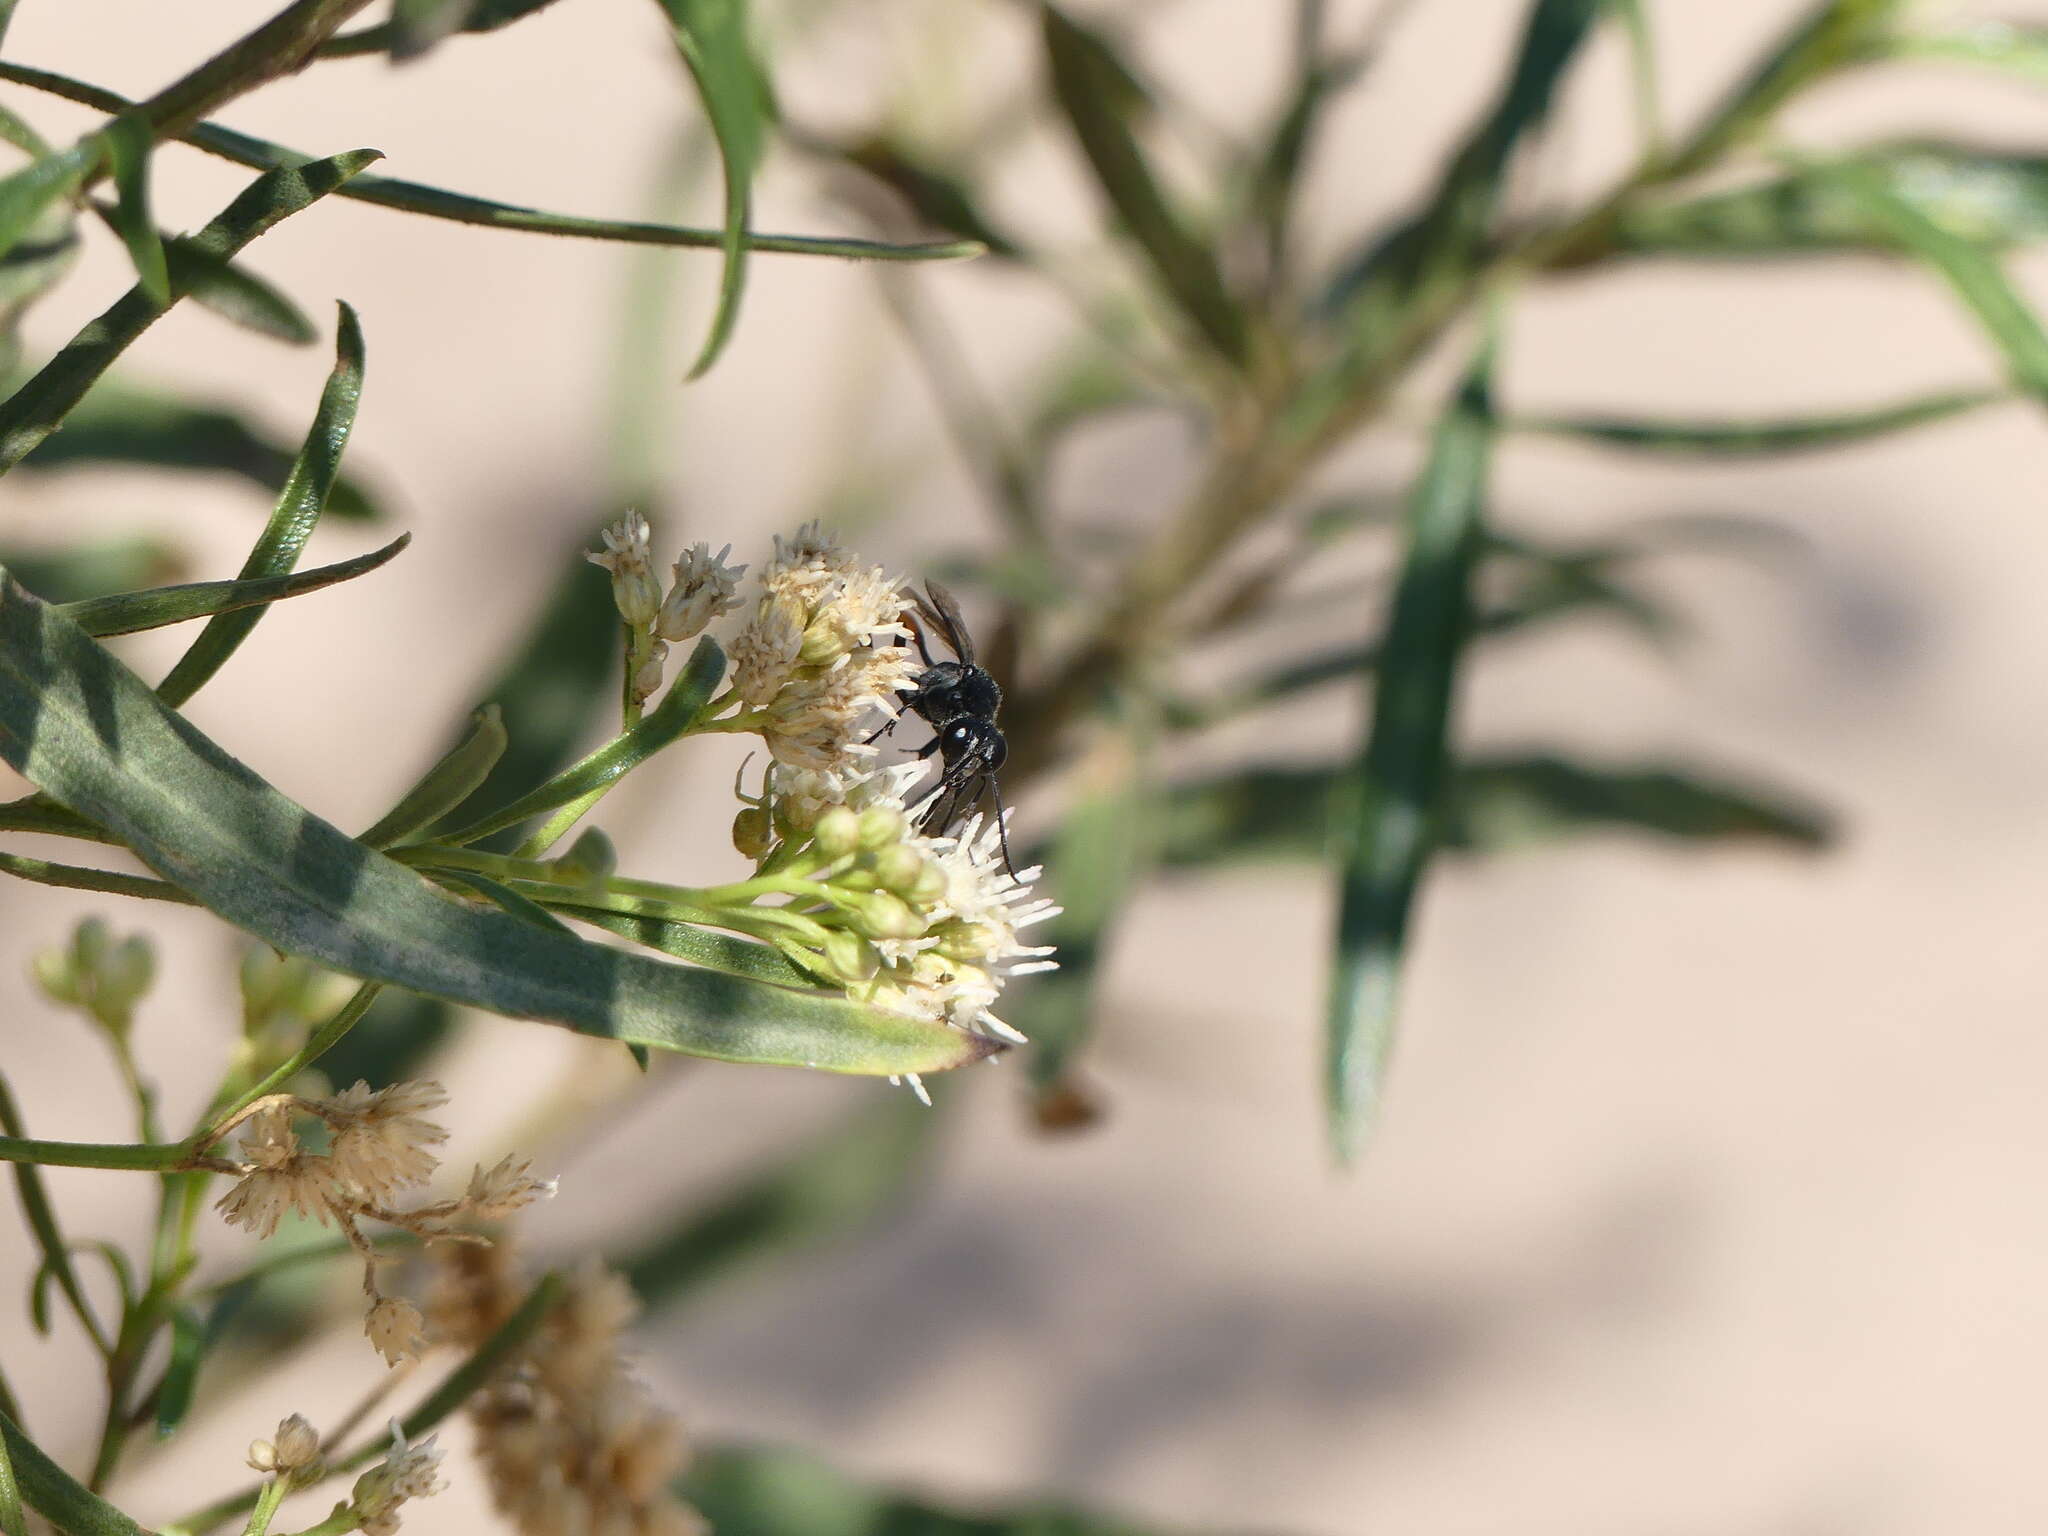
[322,1080,449,1203]
[246,1412,320,1476]
[350,1423,445,1536]
[587,511,662,629]
[731,592,807,707]
[464,1155,558,1220]
[656,542,747,642]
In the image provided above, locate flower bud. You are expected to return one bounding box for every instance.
[871,843,929,897]
[938,921,998,963]
[907,859,949,906]
[587,511,662,629]
[553,829,616,885]
[31,945,77,1005]
[850,891,927,941]
[630,637,669,705]
[812,805,861,858]
[857,805,907,850]
[822,928,881,983]
[656,542,746,642]
[732,806,773,860]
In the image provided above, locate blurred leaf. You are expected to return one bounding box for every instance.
[1518,386,2007,453]
[0,1403,146,1536]
[0,537,182,604]
[15,377,379,519]
[1884,21,2048,83]
[622,1096,942,1307]
[0,140,96,270]
[0,198,77,375]
[1014,731,1156,1113]
[684,1443,1173,1536]
[839,135,1025,258]
[1042,5,1249,367]
[358,705,508,849]
[1325,337,1495,1161]
[1325,0,1606,341]
[0,1412,21,1536]
[150,1305,204,1439]
[100,114,168,304]
[1661,0,1909,180]
[0,63,981,265]
[0,148,382,478]
[0,1078,110,1356]
[650,0,767,377]
[1613,0,1664,162]
[1822,155,2048,396]
[1609,145,2048,257]
[0,579,1003,1079]
[318,0,571,58]
[1158,754,1831,869]
[58,535,408,637]
[156,302,366,708]
[167,238,315,344]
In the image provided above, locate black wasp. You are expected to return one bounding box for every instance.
[877,580,1018,878]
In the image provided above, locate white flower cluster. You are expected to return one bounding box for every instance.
[729,521,920,771]
[211,1081,554,1366]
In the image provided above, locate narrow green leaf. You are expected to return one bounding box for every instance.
[0,537,180,605]
[0,850,194,903]
[684,1443,1170,1536]
[0,198,77,376]
[550,904,818,989]
[1325,0,1606,332]
[151,1306,205,1439]
[0,64,982,265]
[1042,5,1249,366]
[0,1078,111,1355]
[0,141,96,270]
[839,136,1024,258]
[58,535,408,638]
[1518,386,2006,453]
[1886,22,2048,83]
[318,0,571,59]
[156,302,366,707]
[649,0,765,376]
[436,636,727,846]
[16,379,378,519]
[0,578,1001,1078]
[1609,145,2048,257]
[0,1403,147,1536]
[100,115,168,304]
[1157,755,1832,869]
[1612,0,1664,162]
[427,866,574,933]
[167,238,314,344]
[1326,337,1496,1161]
[359,706,508,848]
[622,1097,940,1306]
[0,1408,25,1536]
[1822,156,2048,396]
[390,0,491,58]
[0,149,382,478]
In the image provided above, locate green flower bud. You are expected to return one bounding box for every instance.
[732,806,773,860]
[71,917,109,975]
[937,921,998,963]
[851,891,927,941]
[32,946,77,1005]
[908,860,949,906]
[857,805,907,850]
[554,828,616,885]
[822,928,882,983]
[813,805,861,858]
[871,843,929,896]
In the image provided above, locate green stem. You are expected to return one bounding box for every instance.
[273,1507,356,1536]
[0,1077,116,1355]
[238,1479,288,1536]
[122,0,381,146]
[192,981,381,1145]
[0,1135,187,1171]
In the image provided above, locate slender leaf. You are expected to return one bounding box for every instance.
[0,63,982,265]
[318,0,571,58]
[100,114,167,303]
[151,1306,205,1438]
[1609,144,2048,257]
[1325,338,1495,1161]
[1518,386,2006,453]
[1886,22,2048,83]
[0,1411,23,1536]
[1613,0,1663,162]
[0,198,78,375]
[358,705,508,848]
[1042,6,1248,366]
[1325,0,1606,332]
[435,636,727,846]
[156,302,366,707]
[839,135,1024,258]
[684,1444,1168,1536]
[551,905,818,989]
[58,536,407,638]
[167,238,314,344]
[0,141,96,270]
[0,1078,111,1355]
[0,149,382,477]
[622,1097,941,1306]
[650,0,766,376]
[0,538,181,604]
[427,866,576,933]
[0,577,1000,1077]
[0,1403,148,1536]
[1823,156,2048,396]
[1158,755,1832,869]
[16,378,378,519]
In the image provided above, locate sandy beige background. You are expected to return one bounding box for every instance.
[4,2,2048,1533]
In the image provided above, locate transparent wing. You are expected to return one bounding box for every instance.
[916,579,975,665]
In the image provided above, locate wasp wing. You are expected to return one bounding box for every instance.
[916,579,976,665]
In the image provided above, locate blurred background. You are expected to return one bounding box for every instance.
[4,1,2048,1532]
